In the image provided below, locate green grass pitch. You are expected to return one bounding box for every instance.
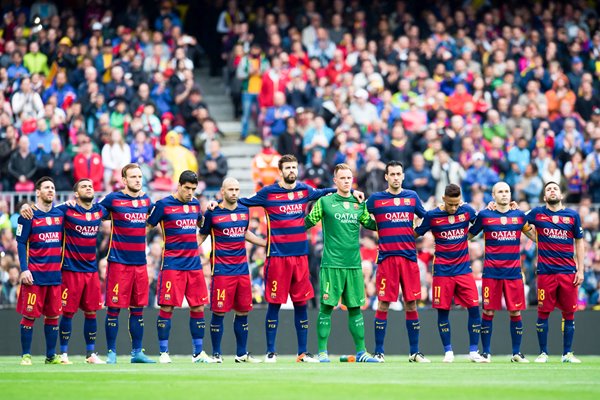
[1,355,599,400]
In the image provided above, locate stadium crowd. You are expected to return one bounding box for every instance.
[1,0,600,311]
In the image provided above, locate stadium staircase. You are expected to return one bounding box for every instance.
[195,67,260,196]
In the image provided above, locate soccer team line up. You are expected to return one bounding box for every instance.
[15,155,584,365]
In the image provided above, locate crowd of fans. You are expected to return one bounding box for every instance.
[2,1,600,311]
[223,0,600,310]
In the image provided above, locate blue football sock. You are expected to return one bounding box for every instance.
[106,308,120,353]
[59,315,73,354]
[467,307,481,353]
[510,315,523,355]
[563,317,575,355]
[190,311,205,356]
[129,308,144,353]
[374,310,388,354]
[210,313,224,355]
[20,318,34,356]
[234,315,249,357]
[536,317,549,354]
[405,310,420,355]
[265,303,280,353]
[44,319,59,358]
[84,314,97,353]
[437,309,452,352]
[157,310,172,353]
[481,314,494,354]
[294,303,308,355]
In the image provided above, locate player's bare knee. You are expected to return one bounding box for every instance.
[234,311,249,316]
[404,300,417,311]
[161,305,175,313]
[508,310,520,317]
[378,301,390,312]
[483,309,495,317]
[213,311,225,317]
[190,305,204,313]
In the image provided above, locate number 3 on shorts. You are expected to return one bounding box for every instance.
[271,280,278,293]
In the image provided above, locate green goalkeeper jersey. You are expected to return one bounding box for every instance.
[305,193,376,269]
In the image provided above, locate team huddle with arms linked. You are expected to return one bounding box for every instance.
[14,156,584,365]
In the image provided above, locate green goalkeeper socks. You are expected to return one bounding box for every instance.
[348,307,366,353]
[317,304,333,353]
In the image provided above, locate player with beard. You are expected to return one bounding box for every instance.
[16,177,65,365]
[100,163,155,364]
[208,154,364,362]
[525,182,584,363]
[468,182,536,363]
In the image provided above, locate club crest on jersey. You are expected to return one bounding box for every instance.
[132,200,138,208]
[323,293,329,301]
[552,216,560,224]
[231,213,238,221]
[183,205,190,213]
[298,191,304,199]
[112,296,118,303]
[354,203,359,209]
[288,192,295,200]
[141,199,147,207]
[164,294,171,301]
[217,301,224,308]
[241,214,247,220]
[343,202,350,209]
[86,212,92,221]
[94,212,100,219]
[512,217,518,224]
[192,206,198,213]
[404,198,411,205]
[26,305,33,312]
[46,217,52,225]
[563,217,571,223]
[271,292,277,299]
[448,216,455,224]
[501,216,507,225]
[394,198,401,206]
[458,214,465,222]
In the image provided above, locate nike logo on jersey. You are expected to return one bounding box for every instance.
[382,201,390,205]
[331,204,341,208]
[515,303,522,307]
[120,201,128,205]
[218,217,227,221]
[275,195,286,199]
[34,220,44,225]
[435,219,446,223]
[171,208,178,212]
[202,297,208,301]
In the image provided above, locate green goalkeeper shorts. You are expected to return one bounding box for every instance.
[320,267,366,308]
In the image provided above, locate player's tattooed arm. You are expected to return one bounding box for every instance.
[523,225,536,242]
[198,233,209,246]
[574,238,585,286]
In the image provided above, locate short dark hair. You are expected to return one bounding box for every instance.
[35,176,54,190]
[179,170,199,185]
[121,163,142,178]
[385,160,404,175]
[444,183,461,198]
[73,178,93,192]
[278,154,298,170]
[543,181,561,192]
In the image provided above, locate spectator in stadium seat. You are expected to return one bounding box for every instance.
[384,121,413,166]
[199,140,228,192]
[37,137,72,191]
[349,88,378,128]
[303,115,334,165]
[28,118,56,161]
[150,71,173,116]
[505,104,533,142]
[102,129,131,190]
[431,149,465,201]
[263,91,295,138]
[42,70,76,108]
[285,68,314,110]
[303,149,331,189]
[356,147,386,197]
[23,41,49,76]
[73,133,104,191]
[163,130,198,183]
[251,138,281,192]
[462,152,499,203]
[11,76,44,121]
[276,116,304,163]
[238,43,269,139]
[258,55,289,110]
[0,125,18,189]
[105,65,133,105]
[7,135,37,191]
[482,109,507,144]
[404,152,435,203]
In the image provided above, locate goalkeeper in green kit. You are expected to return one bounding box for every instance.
[305,163,382,363]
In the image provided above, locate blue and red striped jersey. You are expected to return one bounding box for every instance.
[469,209,529,280]
[200,204,250,276]
[366,189,426,263]
[57,203,108,273]
[239,182,334,257]
[415,204,477,277]
[100,191,152,266]
[147,196,202,271]
[526,207,583,275]
[16,208,65,285]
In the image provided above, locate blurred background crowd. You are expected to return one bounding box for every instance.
[1,0,600,311]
